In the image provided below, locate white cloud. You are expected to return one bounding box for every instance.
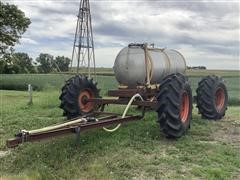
[20,37,39,45]
[95,47,122,68]
[4,0,240,70]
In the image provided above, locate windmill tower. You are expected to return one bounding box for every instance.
[71,0,96,78]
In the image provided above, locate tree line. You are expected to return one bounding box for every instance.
[187,66,207,70]
[0,2,71,74]
[0,53,71,74]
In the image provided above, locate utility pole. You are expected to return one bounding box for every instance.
[71,0,96,78]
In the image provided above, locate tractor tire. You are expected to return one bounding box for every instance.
[156,73,192,138]
[59,75,100,120]
[196,75,228,120]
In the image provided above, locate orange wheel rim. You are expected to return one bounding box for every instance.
[215,87,225,112]
[78,89,94,113]
[180,91,190,123]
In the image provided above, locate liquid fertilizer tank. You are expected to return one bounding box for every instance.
[113,43,187,86]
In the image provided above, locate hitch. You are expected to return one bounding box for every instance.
[6,92,155,148]
[6,112,144,148]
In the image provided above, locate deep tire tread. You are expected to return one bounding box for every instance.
[59,75,100,120]
[156,73,192,138]
[196,75,228,120]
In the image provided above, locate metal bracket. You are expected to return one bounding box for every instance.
[141,106,146,118]
[75,126,81,145]
[100,104,105,112]
[20,130,28,144]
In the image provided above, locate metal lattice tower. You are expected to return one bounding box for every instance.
[71,0,96,77]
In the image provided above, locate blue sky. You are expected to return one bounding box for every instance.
[4,0,240,70]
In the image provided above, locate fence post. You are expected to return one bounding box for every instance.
[28,84,33,105]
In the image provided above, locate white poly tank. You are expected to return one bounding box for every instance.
[113,46,187,86]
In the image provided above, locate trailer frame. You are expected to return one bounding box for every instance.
[6,88,158,148]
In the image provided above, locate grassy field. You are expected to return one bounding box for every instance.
[0,70,240,179]
[0,70,239,105]
[68,68,240,77]
[0,90,240,179]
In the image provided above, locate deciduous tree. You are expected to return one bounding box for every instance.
[0,2,31,56]
[54,56,71,72]
[12,52,35,73]
[36,53,53,73]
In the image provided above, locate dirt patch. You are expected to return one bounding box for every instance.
[211,119,240,146]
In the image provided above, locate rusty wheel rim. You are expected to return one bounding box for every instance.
[215,87,225,112]
[78,89,94,113]
[180,91,190,123]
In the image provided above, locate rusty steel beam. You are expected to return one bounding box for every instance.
[87,98,157,108]
[108,88,158,98]
[93,111,124,116]
[108,89,143,97]
[6,115,142,148]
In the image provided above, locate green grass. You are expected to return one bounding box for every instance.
[186,69,240,77]
[68,68,240,77]
[0,89,240,179]
[1,70,239,105]
[0,74,117,96]
[0,69,239,179]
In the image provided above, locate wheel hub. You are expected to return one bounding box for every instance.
[215,87,225,112]
[78,89,94,113]
[180,91,190,123]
